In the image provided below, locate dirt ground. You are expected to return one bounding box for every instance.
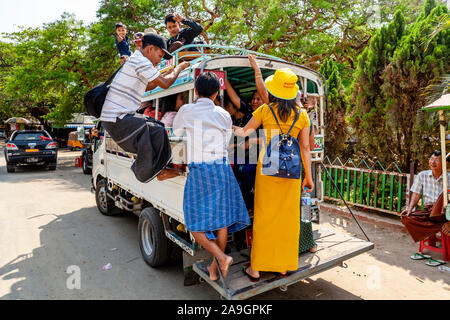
[0,144,448,300]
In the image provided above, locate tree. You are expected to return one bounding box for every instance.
[319,58,349,159]
[2,14,91,126]
[350,0,449,170]
[382,0,450,170]
[350,10,407,166]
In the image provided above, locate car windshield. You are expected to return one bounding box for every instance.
[12,132,49,141]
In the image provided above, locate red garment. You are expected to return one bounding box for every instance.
[143,107,161,120]
[401,193,445,242]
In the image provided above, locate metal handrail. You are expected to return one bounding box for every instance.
[167,44,286,67]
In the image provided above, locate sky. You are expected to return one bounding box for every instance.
[0,0,100,39]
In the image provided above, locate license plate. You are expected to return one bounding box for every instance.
[27,158,39,163]
[26,149,39,153]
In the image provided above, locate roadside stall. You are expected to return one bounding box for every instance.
[65,114,97,150]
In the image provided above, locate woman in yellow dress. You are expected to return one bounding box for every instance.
[233,68,314,281]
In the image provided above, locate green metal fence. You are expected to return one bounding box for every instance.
[322,158,416,216]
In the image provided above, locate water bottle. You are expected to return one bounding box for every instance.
[301,188,312,223]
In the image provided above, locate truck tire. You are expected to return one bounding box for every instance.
[138,207,171,268]
[6,163,15,173]
[48,163,57,171]
[95,179,117,216]
[82,154,91,175]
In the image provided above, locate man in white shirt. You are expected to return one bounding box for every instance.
[173,72,250,281]
[101,33,190,183]
[401,151,449,242]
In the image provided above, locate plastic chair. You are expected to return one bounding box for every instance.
[419,232,449,261]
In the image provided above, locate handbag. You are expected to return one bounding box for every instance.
[262,104,302,179]
[83,66,123,118]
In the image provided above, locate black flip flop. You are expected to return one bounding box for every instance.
[272,271,293,278]
[242,266,260,282]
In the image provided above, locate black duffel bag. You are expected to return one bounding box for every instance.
[84,66,122,118]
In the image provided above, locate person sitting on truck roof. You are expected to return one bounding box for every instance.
[165,13,204,53]
[401,151,449,243]
[173,72,251,281]
[100,33,191,183]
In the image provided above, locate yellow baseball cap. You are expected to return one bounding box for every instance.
[265,68,299,100]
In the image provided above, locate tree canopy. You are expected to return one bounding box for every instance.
[0,0,448,171]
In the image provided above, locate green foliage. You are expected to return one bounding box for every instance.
[351,0,450,171]
[1,14,92,126]
[319,58,349,159]
[0,0,448,170]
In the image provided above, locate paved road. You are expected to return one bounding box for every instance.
[0,143,448,300]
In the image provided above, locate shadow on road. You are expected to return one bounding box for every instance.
[0,205,366,300]
[0,205,212,300]
[322,213,450,286]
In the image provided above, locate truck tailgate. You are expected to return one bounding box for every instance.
[193,228,374,300]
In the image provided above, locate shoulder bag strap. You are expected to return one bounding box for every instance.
[105,65,123,86]
[266,103,299,138]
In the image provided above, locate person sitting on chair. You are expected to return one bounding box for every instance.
[401,150,449,242]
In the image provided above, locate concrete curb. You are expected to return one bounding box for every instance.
[320,202,408,234]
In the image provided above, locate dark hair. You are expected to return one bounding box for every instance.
[223,93,233,108]
[115,22,126,30]
[268,93,299,122]
[430,150,449,161]
[195,72,220,98]
[162,92,187,114]
[162,94,179,114]
[431,150,442,157]
[164,14,176,25]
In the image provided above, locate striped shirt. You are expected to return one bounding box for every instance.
[410,170,450,206]
[100,50,159,123]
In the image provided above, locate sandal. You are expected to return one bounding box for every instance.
[272,271,293,278]
[242,266,260,282]
[425,258,446,267]
[410,252,431,260]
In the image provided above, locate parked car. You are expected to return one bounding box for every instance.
[4,130,58,173]
[0,130,6,139]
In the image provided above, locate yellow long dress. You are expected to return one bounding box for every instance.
[251,104,310,272]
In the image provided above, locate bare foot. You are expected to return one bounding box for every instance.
[157,168,181,181]
[309,246,318,253]
[218,256,233,278]
[207,264,218,281]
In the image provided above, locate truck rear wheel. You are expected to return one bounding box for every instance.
[138,207,171,268]
[95,179,117,216]
[82,154,91,174]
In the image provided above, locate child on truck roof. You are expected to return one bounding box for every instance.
[173,72,251,281]
[164,13,204,52]
[115,22,132,64]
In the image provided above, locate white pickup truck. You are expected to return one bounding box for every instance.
[90,45,374,300]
